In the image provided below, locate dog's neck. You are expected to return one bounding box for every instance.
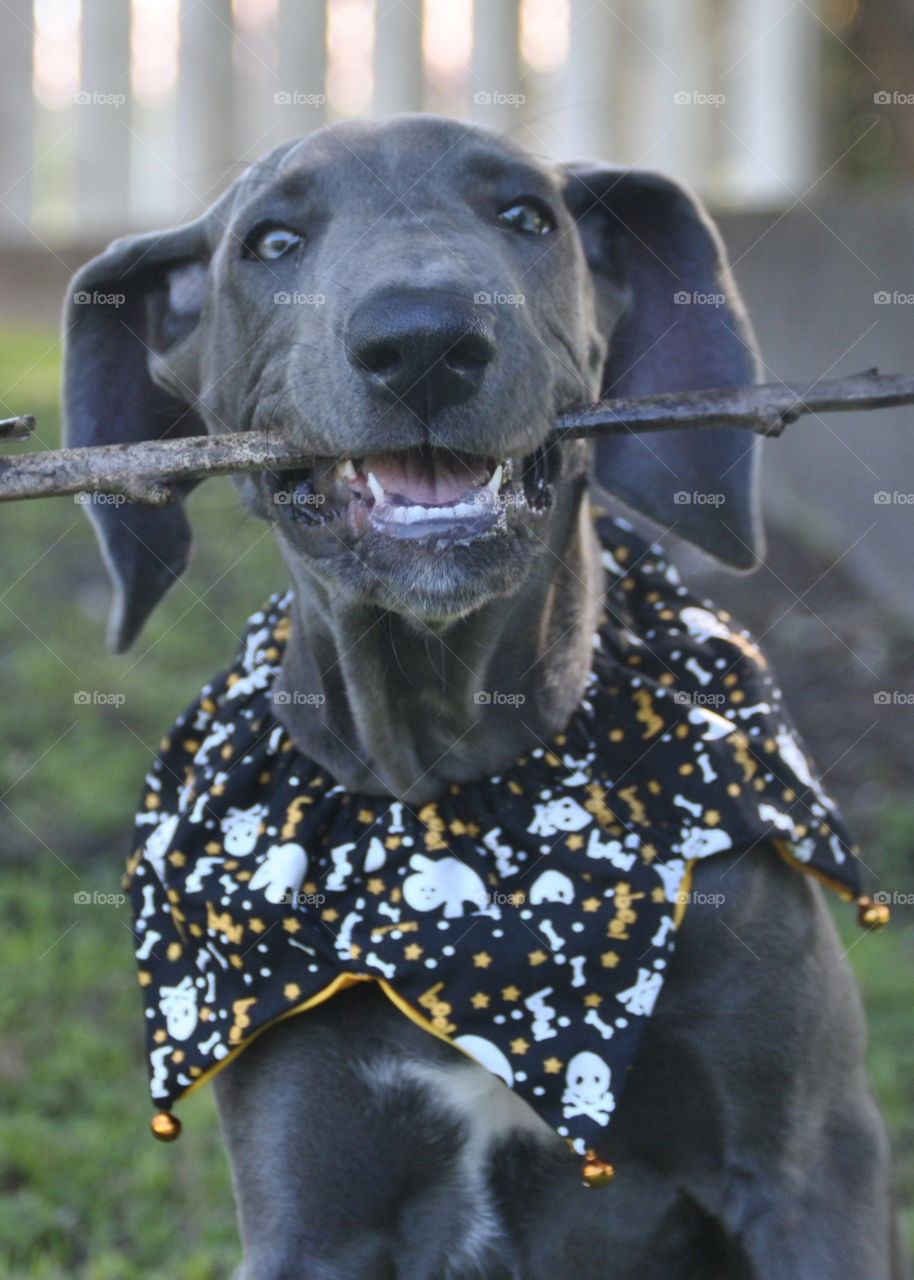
[271,499,602,803]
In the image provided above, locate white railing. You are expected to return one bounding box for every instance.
[0,0,822,244]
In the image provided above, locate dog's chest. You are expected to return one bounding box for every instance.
[129,518,859,1156]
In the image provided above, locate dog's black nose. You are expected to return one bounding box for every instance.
[347,288,497,419]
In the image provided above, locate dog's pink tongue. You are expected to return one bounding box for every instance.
[363,450,488,505]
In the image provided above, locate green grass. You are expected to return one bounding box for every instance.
[1,325,280,1277]
[1,325,912,1274]
[0,860,238,1280]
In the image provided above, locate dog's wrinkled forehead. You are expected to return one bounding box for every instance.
[229,116,561,229]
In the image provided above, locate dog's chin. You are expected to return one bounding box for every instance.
[261,442,559,618]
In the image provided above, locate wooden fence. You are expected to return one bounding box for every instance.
[0,0,822,243]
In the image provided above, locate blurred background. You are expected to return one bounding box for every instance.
[1,2,912,1276]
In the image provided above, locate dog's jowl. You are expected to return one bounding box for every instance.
[64,117,904,1279]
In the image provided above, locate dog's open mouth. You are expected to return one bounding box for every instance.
[272,443,555,543]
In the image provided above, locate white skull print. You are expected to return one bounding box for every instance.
[562,1051,615,1125]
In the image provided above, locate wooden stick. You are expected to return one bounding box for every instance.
[1,370,912,507]
[552,369,914,439]
[0,432,313,505]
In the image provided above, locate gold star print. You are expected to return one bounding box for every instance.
[249,919,265,934]
[528,950,548,966]
[510,1038,530,1055]
[473,952,493,968]
[449,820,469,835]
[384,835,402,850]
[282,918,301,934]
[153,1028,167,1044]
[168,851,186,867]
[403,943,423,960]
[651,887,667,903]
[358,808,375,824]
[284,983,301,1001]
[584,994,603,1008]
[543,1057,564,1074]
[501,985,521,1002]
[321,908,340,923]
[601,951,620,968]
[565,833,585,851]
[471,992,491,1009]
[366,877,386,895]
[166,943,182,961]
[582,897,602,913]
[349,944,362,960]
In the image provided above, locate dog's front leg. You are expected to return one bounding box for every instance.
[212,984,537,1279]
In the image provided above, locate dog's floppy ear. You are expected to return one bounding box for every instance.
[563,166,762,568]
[62,216,214,650]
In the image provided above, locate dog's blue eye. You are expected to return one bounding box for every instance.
[252,227,303,260]
[497,202,554,235]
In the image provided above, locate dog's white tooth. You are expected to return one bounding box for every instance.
[486,464,503,494]
[337,459,357,480]
[366,471,385,506]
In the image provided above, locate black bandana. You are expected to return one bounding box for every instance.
[128,515,860,1159]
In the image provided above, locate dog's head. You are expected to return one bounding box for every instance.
[63,115,760,650]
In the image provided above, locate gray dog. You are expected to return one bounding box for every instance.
[63,116,903,1279]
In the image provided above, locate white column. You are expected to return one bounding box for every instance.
[0,0,34,241]
[77,0,132,235]
[177,0,236,213]
[560,0,617,159]
[277,0,329,139]
[625,0,714,188]
[471,0,523,133]
[234,7,280,162]
[719,0,820,205]
[374,0,424,117]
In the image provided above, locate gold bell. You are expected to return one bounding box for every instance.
[581,1149,614,1188]
[856,896,890,930]
[150,1111,182,1142]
